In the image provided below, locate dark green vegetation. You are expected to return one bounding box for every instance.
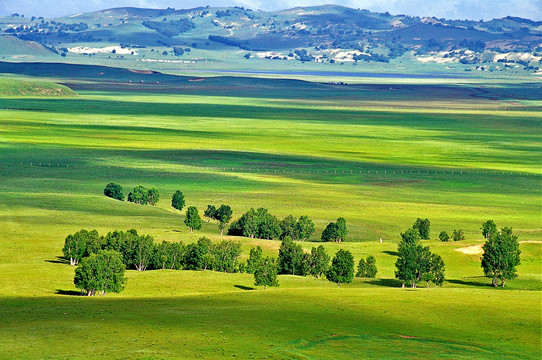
[0,62,540,358]
[327,249,355,287]
[103,182,124,201]
[357,255,378,278]
[395,228,446,288]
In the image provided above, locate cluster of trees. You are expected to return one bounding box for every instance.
[245,238,376,288]
[104,183,350,242]
[393,218,522,288]
[394,228,445,288]
[439,229,464,242]
[104,182,124,201]
[142,18,196,37]
[128,186,159,206]
[103,183,159,206]
[64,229,243,273]
[228,208,315,241]
[74,250,126,296]
[356,256,377,278]
[203,205,233,235]
[321,218,348,242]
[480,220,521,287]
[64,229,244,295]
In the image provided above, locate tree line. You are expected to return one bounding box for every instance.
[243,237,378,288]
[64,229,243,295]
[105,183,348,242]
[63,229,378,294]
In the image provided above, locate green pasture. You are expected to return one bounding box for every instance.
[0,74,540,359]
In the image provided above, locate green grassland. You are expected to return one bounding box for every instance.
[0,71,540,359]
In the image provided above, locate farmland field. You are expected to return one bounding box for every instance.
[0,66,540,359]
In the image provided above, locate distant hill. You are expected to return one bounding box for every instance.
[0,5,540,73]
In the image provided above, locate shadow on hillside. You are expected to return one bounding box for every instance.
[382,250,398,257]
[55,289,81,296]
[447,278,493,288]
[365,278,403,287]
[234,284,256,291]
[45,257,70,265]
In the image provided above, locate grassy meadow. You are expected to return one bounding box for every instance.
[0,72,540,359]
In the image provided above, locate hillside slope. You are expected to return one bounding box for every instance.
[0,5,540,74]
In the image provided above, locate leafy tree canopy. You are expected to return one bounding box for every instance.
[104,182,124,201]
[327,249,354,287]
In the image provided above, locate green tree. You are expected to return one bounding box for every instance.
[308,245,330,278]
[356,255,377,278]
[216,205,233,236]
[183,237,211,270]
[356,258,367,278]
[296,215,315,241]
[321,222,338,242]
[428,253,445,287]
[439,231,450,242]
[481,220,497,240]
[63,231,87,266]
[242,208,259,238]
[62,229,100,265]
[184,206,202,232]
[395,229,431,288]
[481,227,521,287]
[452,229,465,241]
[413,218,430,240]
[321,218,347,242]
[128,185,148,205]
[336,218,348,243]
[277,237,305,275]
[227,208,281,240]
[228,208,258,238]
[146,188,160,206]
[254,257,279,289]
[246,246,263,274]
[280,215,297,239]
[153,241,184,270]
[212,240,242,272]
[365,255,377,278]
[171,190,185,212]
[327,249,354,287]
[132,234,155,271]
[257,208,281,240]
[204,205,217,223]
[74,250,126,296]
[401,228,420,244]
[104,182,124,201]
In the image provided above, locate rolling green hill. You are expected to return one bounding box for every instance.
[0,76,75,96]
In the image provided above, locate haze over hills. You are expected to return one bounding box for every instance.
[0,4,541,75]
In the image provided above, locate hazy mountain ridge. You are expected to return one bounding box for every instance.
[1,5,541,71]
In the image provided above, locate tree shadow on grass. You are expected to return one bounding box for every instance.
[55,289,81,296]
[446,278,493,288]
[382,250,398,257]
[45,257,70,265]
[234,284,256,291]
[365,278,403,288]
